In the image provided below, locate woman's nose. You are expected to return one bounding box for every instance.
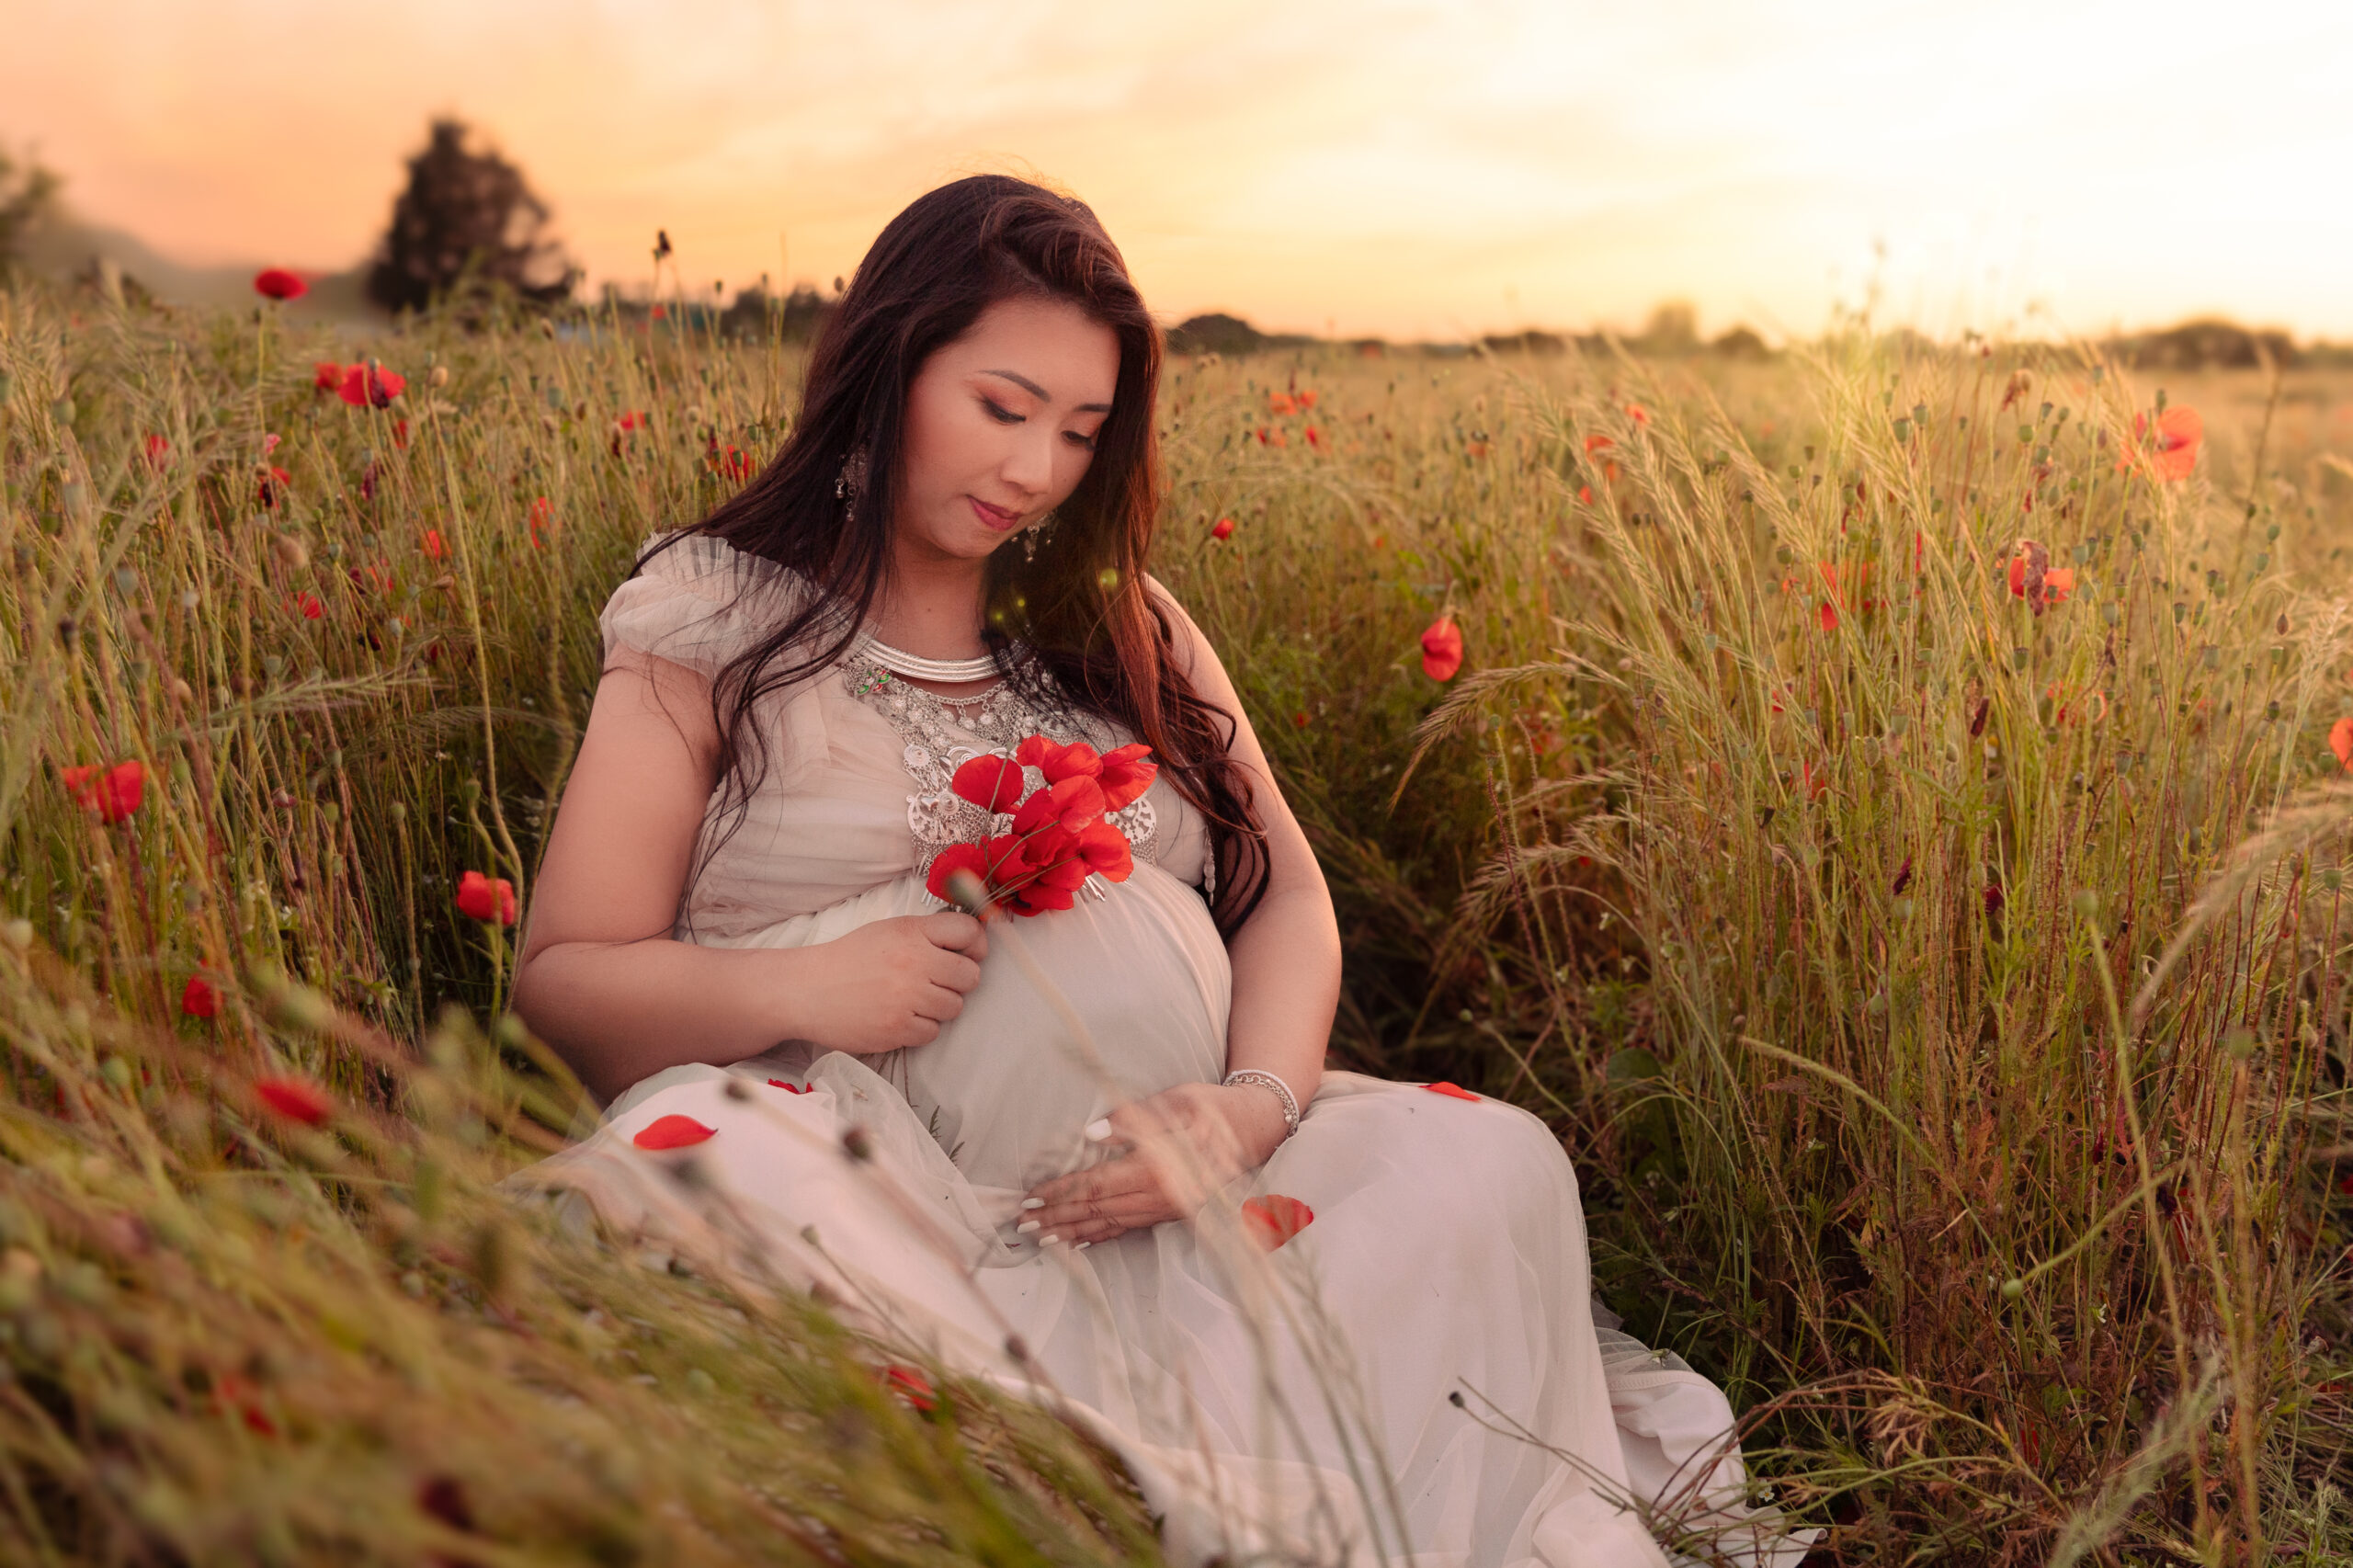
[1001,426,1056,495]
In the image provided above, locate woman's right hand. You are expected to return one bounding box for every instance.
[791,912,989,1053]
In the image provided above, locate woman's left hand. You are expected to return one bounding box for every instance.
[1022,1082,1291,1246]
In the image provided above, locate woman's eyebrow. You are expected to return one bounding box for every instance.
[981,369,1112,415]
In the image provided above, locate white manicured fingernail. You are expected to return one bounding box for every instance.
[1017,1221,1040,1234]
[1074,1240,1091,1250]
[1084,1118,1113,1142]
[1040,1233,1061,1246]
[1020,1198,1045,1210]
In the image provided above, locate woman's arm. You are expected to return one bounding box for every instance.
[1159,585,1337,1157]
[511,649,986,1107]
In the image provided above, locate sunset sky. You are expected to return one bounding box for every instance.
[6,0,2349,342]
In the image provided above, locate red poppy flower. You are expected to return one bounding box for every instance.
[1094,743,1157,810]
[255,1075,333,1126]
[1421,618,1464,681]
[883,1364,938,1412]
[1071,817,1135,882]
[1267,392,1297,416]
[1626,403,1651,425]
[2005,554,2075,607]
[453,870,517,925]
[337,363,405,409]
[1016,733,1103,784]
[213,1372,278,1437]
[256,465,291,509]
[313,361,341,392]
[1211,517,1234,540]
[142,433,170,468]
[1818,601,1838,632]
[1241,1194,1314,1250]
[2332,718,2353,772]
[1304,425,1326,451]
[631,1114,716,1151]
[1297,389,1318,410]
[253,267,307,301]
[392,418,410,449]
[293,592,324,620]
[2120,406,2203,482]
[926,842,995,907]
[60,760,146,824]
[950,753,1026,813]
[1004,876,1081,917]
[528,496,558,549]
[1584,434,1614,454]
[1577,485,1594,505]
[1801,759,1829,801]
[1423,1082,1480,1102]
[422,528,447,562]
[181,975,221,1018]
[1012,774,1108,835]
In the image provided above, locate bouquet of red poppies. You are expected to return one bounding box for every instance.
[925,735,1156,917]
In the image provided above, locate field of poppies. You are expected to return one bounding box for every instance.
[1,273,2349,1564]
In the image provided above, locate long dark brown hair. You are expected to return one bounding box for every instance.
[634,174,1269,933]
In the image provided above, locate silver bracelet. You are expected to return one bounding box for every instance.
[1222,1069,1301,1140]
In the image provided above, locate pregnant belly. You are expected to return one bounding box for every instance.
[699,863,1232,1191]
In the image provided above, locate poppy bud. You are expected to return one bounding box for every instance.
[1420,619,1464,681]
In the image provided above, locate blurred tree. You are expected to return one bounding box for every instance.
[367,119,576,313]
[0,144,61,278]
[1637,301,1699,354]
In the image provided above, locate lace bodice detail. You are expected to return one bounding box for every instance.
[841,657,1160,885]
[597,531,1209,939]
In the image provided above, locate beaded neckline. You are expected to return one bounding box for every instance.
[841,655,1162,888]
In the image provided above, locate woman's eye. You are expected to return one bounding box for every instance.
[983,399,1023,425]
[1063,430,1098,451]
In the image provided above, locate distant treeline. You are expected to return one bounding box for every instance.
[1163,309,2353,369]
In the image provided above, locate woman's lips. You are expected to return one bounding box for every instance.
[968,495,1020,531]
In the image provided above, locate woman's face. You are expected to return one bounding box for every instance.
[895,295,1120,566]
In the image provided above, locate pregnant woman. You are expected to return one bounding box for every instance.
[511,175,1811,1567]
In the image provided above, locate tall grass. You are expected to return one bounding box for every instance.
[0,277,2345,1562]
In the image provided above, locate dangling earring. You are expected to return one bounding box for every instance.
[1022,511,1057,564]
[834,444,870,528]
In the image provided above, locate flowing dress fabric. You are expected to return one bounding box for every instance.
[519,534,1813,1568]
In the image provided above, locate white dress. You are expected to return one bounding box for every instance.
[517,534,1815,1568]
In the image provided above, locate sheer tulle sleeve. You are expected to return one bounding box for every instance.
[598,530,810,677]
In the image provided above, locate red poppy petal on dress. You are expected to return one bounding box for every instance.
[1241,1194,1315,1250]
[1423,1081,1480,1102]
[767,1079,808,1094]
[632,1114,717,1150]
